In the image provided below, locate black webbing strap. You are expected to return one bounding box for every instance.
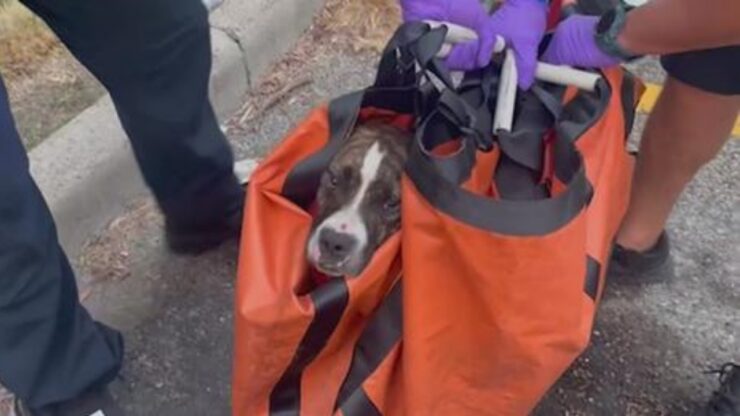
[334,280,403,414]
[269,279,350,415]
[406,82,593,236]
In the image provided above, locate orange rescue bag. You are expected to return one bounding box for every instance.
[232,23,644,416]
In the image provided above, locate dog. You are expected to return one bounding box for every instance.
[306,121,410,277]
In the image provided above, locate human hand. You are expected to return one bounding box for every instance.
[400,0,493,71]
[542,15,622,68]
[442,0,548,89]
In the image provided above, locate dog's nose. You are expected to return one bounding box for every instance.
[319,228,356,260]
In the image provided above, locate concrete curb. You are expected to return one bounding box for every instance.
[28,0,324,260]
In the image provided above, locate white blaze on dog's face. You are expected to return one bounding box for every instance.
[317,141,383,259]
[306,123,409,277]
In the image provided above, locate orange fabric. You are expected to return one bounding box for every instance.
[233,108,404,416]
[340,344,405,416]
[401,181,589,415]
[430,140,501,196]
[233,69,641,415]
[464,147,501,196]
[397,69,637,415]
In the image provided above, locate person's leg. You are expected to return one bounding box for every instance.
[21,0,244,253]
[0,78,123,410]
[609,46,740,280]
[616,76,740,251]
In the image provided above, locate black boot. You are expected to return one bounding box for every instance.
[607,231,675,284]
[164,178,246,255]
[165,206,243,255]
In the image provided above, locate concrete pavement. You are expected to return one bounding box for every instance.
[27,0,326,262]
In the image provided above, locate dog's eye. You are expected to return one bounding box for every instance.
[327,171,339,188]
[383,198,400,212]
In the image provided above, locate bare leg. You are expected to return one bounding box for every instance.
[616,76,740,251]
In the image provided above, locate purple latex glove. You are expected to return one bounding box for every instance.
[401,0,547,89]
[448,0,548,89]
[542,15,622,68]
[402,0,548,89]
[401,0,492,73]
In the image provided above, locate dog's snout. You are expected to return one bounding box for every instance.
[319,228,356,259]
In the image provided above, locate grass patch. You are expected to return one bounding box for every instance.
[0,0,60,81]
[320,0,401,52]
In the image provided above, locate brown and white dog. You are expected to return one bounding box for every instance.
[306,121,410,277]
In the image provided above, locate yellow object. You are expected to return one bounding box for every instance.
[638,83,740,137]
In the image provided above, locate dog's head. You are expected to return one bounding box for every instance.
[306,122,410,277]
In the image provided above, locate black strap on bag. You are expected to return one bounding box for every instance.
[493,84,565,200]
[418,89,484,185]
[333,280,403,415]
[458,65,498,141]
[375,22,454,91]
[405,78,600,236]
[414,61,505,185]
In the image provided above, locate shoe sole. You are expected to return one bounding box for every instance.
[166,230,239,255]
[606,254,675,286]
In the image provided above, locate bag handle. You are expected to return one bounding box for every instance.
[406,52,593,235]
[493,84,568,200]
[406,99,592,236]
[375,22,455,92]
[493,84,563,174]
[431,20,602,92]
[422,50,564,183]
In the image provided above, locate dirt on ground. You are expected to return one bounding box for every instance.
[0,0,397,150]
[0,0,104,149]
[78,199,163,298]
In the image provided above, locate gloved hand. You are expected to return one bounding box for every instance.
[401,0,548,89]
[401,0,492,72]
[542,15,622,68]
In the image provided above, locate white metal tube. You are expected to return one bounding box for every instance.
[535,63,600,91]
[427,20,601,92]
[493,49,518,133]
[427,20,506,53]
[426,20,477,42]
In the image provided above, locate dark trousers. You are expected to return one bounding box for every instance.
[0,0,243,408]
